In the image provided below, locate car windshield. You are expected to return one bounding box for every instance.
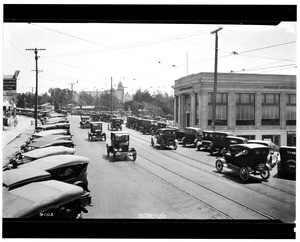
[115,135,129,142]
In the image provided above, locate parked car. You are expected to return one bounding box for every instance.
[4,146,76,170]
[90,114,101,122]
[215,144,272,182]
[181,127,203,147]
[150,121,167,136]
[126,116,135,128]
[221,136,248,154]
[35,122,70,133]
[20,139,75,153]
[18,155,91,195]
[31,129,70,139]
[167,126,186,142]
[277,146,296,179]
[108,117,123,131]
[88,122,106,141]
[197,130,214,151]
[3,180,88,219]
[209,131,233,155]
[247,140,279,168]
[106,131,137,161]
[140,119,156,134]
[151,128,178,150]
[80,116,91,129]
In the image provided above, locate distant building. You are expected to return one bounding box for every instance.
[3,71,19,126]
[173,72,296,147]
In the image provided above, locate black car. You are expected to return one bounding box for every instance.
[88,122,106,141]
[277,146,296,179]
[106,131,137,161]
[108,118,123,131]
[209,131,233,155]
[181,127,203,147]
[215,144,271,182]
[80,116,91,129]
[151,128,178,150]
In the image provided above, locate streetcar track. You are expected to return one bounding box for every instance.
[129,130,295,197]
[133,152,275,220]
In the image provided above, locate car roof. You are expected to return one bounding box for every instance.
[157,128,177,132]
[3,180,83,218]
[226,136,247,140]
[279,146,296,150]
[231,143,270,149]
[247,140,275,147]
[19,155,89,171]
[37,123,69,128]
[184,127,203,131]
[27,139,73,148]
[33,135,72,142]
[90,121,102,125]
[3,168,51,188]
[111,131,129,135]
[31,129,69,138]
[22,146,76,159]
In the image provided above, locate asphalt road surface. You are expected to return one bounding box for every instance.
[66,116,295,223]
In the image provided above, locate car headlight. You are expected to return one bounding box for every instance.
[119,148,122,152]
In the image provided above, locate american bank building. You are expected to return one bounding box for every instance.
[172,72,296,147]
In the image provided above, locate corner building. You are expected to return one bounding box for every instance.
[172,72,296,147]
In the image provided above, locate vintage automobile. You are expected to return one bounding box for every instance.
[4,146,76,170]
[88,122,106,141]
[209,131,234,155]
[3,180,88,219]
[141,119,157,134]
[35,122,70,133]
[166,126,186,142]
[181,127,203,147]
[90,114,101,122]
[31,129,71,139]
[18,154,91,194]
[20,139,75,153]
[106,131,137,161]
[108,117,123,131]
[80,115,91,129]
[197,130,214,151]
[151,128,178,150]
[277,146,296,179]
[133,117,142,131]
[247,140,279,168]
[221,136,248,154]
[126,116,135,129]
[149,121,167,136]
[215,144,272,182]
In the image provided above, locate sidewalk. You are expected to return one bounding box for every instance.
[2,115,35,146]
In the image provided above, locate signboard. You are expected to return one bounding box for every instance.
[3,79,17,91]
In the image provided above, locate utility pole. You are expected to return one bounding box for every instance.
[26,48,46,128]
[210,27,223,131]
[69,81,77,115]
[111,77,113,115]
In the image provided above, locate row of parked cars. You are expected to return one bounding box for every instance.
[3,114,93,219]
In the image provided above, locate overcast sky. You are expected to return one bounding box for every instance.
[3,9,297,96]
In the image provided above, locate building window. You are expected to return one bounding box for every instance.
[261,93,280,125]
[262,135,280,147]
[208,92,227,126]
[175,95,179,123]
[236,93,255,125]
[195,93,199,125]
[286,94,296,125]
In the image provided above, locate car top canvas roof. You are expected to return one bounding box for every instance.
[231,143,270,150]
[27,139,73,148]
[3,167,51,188]
[111,131,129,135]
[184,127,203,130]
[3,180,83,218]
[19,155,89,171]
[31,129,69,138]
[247,140,276,148]
[22,146,75,159]
[37,123,70,129]
[32,135,72,143]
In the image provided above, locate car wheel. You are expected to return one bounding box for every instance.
[239,167,250,181]
[132,152,137,161]
[215,160,223,173]
[260,167,270,180]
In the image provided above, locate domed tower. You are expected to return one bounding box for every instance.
[116,81,124,102]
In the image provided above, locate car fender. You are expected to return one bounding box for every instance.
[129,147,136,152]
[216,157,226,164]
[265,163,272,171]
[74,181,89,192]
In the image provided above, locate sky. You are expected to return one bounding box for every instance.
[2,5,297,96]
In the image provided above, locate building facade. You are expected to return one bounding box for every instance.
[173,72,296,147]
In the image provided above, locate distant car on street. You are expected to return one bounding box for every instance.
[277,146,296,179]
